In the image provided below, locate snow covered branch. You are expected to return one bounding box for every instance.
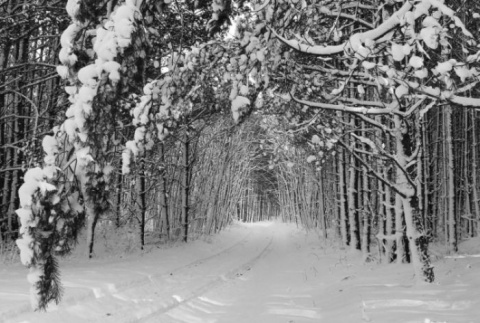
[290,85,403,116]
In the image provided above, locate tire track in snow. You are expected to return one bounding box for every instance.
[107,230,255,293]
[3,230,255,323]
[137,235,274,323]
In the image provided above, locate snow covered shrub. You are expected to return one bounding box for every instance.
[15,148,85,310]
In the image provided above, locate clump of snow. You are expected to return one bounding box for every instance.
[62,118,77,141]
[56,65,70,79]
[103,61,121,82]
[357,84,365,95]
[134,126,146,144]
[454,65,476,82]
[122,147,133,174]
[409,56,424,69]
[16,233,34,266]
[27,268,43,285]
[402,43,412,55]
[126,139,140,157]
[65,85,77,96]
[78,65,98,85]
[111,3,139,50]
[432,60,456,75]
[18,168,43,207]
[391,43,405,61]
[395,85,409,98]
[415,68,428,79]
[420,26,440,49]
[59,47,78,66]
[133,95,152,126]
[66,0,80,18]
[42,136,58,155]
[38,181,57,195]
[60,24,81,48]
[231,96,251,122]
[94,27,118,62]
[362,61,376,70]
[422,16,440,28]
[16,209,33,234]
[414,0,431,18]
[59,23,81,68]
[75,146,94,169]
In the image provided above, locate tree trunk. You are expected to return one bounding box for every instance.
[348,127,360,250]
[394,115,434,282]
[472,110,480,236]
[85,201,98,259]
[394,186,405,263]
[159,142,170,239]
[337,146,348,246]
[181,128,190,242]
[361,164,370,257]
[384,168,395,262]
[138,160,146,249]
[445,105,457,252]
[318,171,327,239]
[116,160,123,228]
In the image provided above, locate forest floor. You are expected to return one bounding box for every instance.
[1,221,479,323]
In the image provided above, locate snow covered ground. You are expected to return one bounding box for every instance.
[1,221,479,323]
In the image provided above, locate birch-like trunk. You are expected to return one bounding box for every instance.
[181,129,190,242]
[348,138,360,251]
[137,160,146,249]
[471,110,480,236]
[445,105,457,252]
[158,142,170,239]
[337,147,348,246]
[394,186,405,264]
[318,171,327,239]
[394,115,434,282]
[361,163,370,257]
[85,199,98,259]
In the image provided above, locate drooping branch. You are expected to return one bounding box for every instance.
[290,85,403,116]
[270,1,412,56]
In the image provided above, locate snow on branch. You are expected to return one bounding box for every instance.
[270,1,413,57]
[290,85,403,116]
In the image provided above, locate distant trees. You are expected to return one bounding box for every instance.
[0,0,68,251]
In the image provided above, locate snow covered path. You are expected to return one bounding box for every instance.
[1,221,480,322]
[149,222,324,323]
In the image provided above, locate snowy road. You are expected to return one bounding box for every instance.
[2,221,480,323]
[143,222,323,323]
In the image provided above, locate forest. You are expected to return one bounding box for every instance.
[1,0,480,315]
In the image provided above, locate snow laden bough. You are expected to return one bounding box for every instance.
[122,41,234,174]
[59,0,141,263]
[16,0,141,310]
[15,135,84,310]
